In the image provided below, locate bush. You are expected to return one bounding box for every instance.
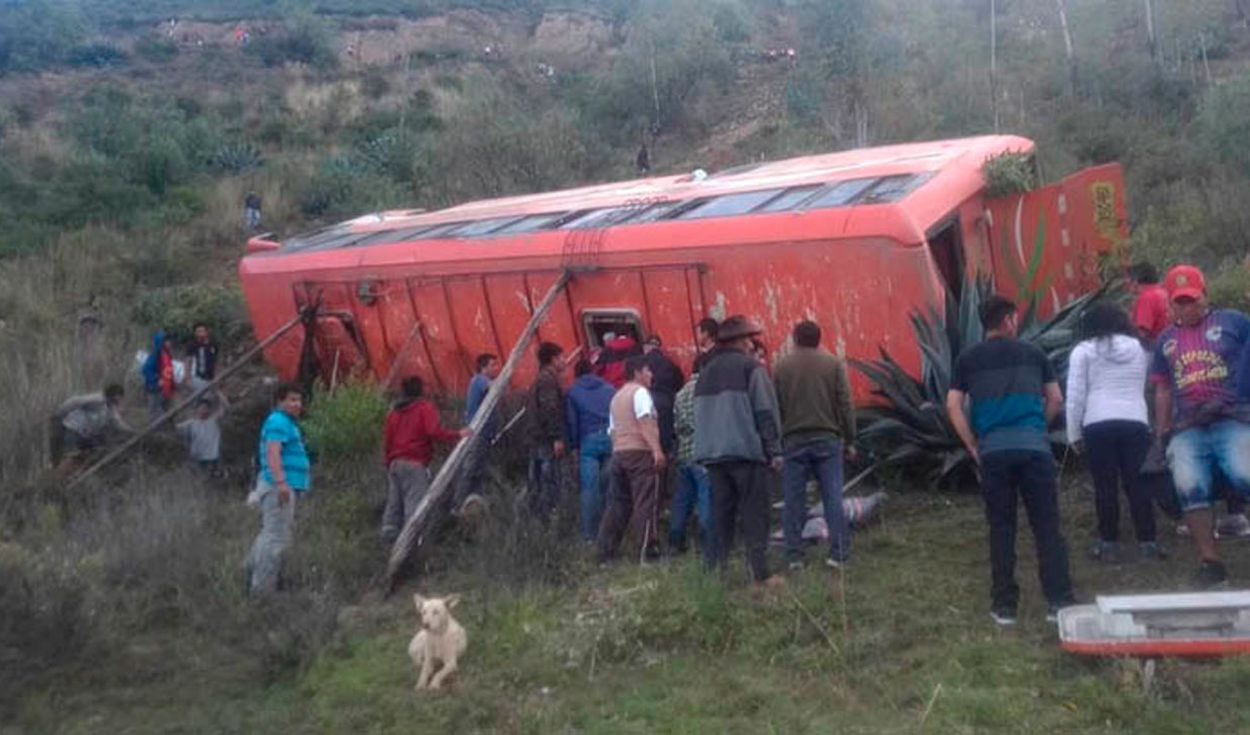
[1208,264,1250,312]
[131,283,251,348]
[0,0,87,74]
[134,34,179,62]
[65,43,128,68]
[1198,73,1250,173]
[249,15,339,71]
[982,151,1038,198]
[301,382,388,463]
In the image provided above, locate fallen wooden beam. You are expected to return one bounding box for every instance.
[67,310,310,489]
[385,270,572,590]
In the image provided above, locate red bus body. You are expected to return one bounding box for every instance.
[238,135,1128,399]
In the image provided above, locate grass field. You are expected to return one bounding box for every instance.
[14,471,1250,734]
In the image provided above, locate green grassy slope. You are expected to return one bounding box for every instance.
[19,480,1250,735]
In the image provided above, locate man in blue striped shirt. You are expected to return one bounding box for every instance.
[946,295,1074,627]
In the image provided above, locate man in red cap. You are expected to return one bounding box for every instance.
[1151,264,1250,587]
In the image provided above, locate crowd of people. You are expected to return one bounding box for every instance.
[403,313,864,595]
[945,262,1250,625]
[58,260,1250,615]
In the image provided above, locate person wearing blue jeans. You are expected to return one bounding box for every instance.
[1152,264,1250,587]
[670,458,714,552]
[566,359,615,541]
[781,439,849,564]
[670,372,714,554]
[773,320,857,568]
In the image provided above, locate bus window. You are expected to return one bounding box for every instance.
[582,309,645,349]
[675,189,786,220]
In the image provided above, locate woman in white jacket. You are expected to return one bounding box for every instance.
[1066,303,1161,561]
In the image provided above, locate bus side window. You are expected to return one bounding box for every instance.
[581,310,645,349]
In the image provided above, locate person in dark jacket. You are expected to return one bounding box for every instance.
[566,359,615,541]
[381,377,471,543]
[527,342,568,519]
[693,318,719,373]
[774,320,858,570]
[186,322,219,392]
[694,315,785,591]
[642,334,684,455]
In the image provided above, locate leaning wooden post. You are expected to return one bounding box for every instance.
[385,270,573,591]
[66,309,311,489]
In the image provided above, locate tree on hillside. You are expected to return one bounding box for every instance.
[0,0,87,74]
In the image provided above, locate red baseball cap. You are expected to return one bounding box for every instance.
[1164,264,1206,302]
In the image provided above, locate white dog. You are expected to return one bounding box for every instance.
[408,593,467,691]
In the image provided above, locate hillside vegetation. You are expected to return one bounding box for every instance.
[7,0,1250,731]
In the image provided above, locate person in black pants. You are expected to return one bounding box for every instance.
[947,295,1075,626]
[1065,304,1160,561]
[692,315,786,592]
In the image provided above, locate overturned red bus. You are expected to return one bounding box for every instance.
[237,135,1127,400]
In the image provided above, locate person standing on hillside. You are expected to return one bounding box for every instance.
[1065,304,1160,562]
[380,376,471,544]
[527,342,568,520]
[597,357,666,562]
[455,353,501,513]
[565,359,614,542]
[693,318,719,373]
[1152,265,1250,587]
[245,383,310,596]
[694,315,786,592]
[1130,262,1170,346]
[244,191,262,232]
[946,295,1075,626]
[774,320,858,571]
[186,322,218,393]
[642,335,684,457]
[177,394,227,477]
[53,383,131,468]
[142,330,176,422]
[669,368,714,556]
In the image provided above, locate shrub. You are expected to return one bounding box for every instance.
[134,34,179,62]
[0,0,87,74]
[982,151,1038,198]
[249,15,339,71]
[212,142,265,174]
[131,284,251,348]
[64,43,128,68]
[1208,264,1250,312]
[301,381,388,463]
[1198,73,1250,173]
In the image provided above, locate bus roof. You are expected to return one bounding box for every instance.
[256,134,1033,258]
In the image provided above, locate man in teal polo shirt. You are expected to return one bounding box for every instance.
[245,383,310,595]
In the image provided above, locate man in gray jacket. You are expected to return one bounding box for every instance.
[693,315,785,590]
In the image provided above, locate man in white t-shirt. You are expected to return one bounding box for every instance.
[597,357,667,562]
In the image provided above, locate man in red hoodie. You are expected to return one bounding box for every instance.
[381,376,471,543]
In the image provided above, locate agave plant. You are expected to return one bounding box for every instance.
[212,142,264,174]
[851,272,1119,488]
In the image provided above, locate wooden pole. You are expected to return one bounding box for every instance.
[381,323,423,392]
[1055,0,1077,96]
[385,270,572,589]
[989,0,999,133]
[67,311,308,489]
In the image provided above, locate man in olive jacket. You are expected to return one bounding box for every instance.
[773,320,857,569]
